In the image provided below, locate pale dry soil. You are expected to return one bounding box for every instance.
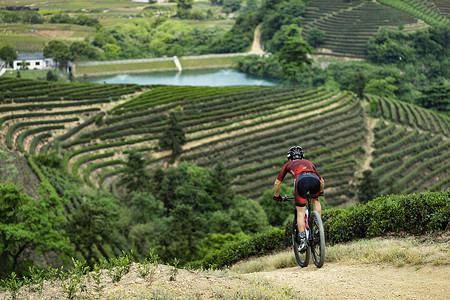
[2,261,449,299]
[258,263,450,300]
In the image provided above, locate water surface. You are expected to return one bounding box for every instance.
[84,69,280,87]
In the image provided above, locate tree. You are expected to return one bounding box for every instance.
[365,77,398,98]
[222,0,241,13]
[176,0,194,19]
[0,44,17,67]
[43,40,72,69]
[118,151,151,193]
[159,112,186,163]
[230,197,269,234]
[65,195,125,266]
[151,204,205,264]
[210,161,235,210]
[129,191,164,224]
[0,182,70,277]
[306,27,325,48]
[259,184,291,227]
[355,71,366,99]
[417,77,450,114]
[245,0,258,11]
[46,70,57,82]
[70,41,97,60]
[277,30,313,86]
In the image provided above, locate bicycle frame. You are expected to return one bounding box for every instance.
[283,192,325,268]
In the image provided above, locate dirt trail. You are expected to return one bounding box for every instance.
[4,262,448,299]
[248,24,265,55]
[257,263,450,299]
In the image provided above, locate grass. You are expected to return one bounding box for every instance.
[74,60,178,76]
[2,70,56,80]
[230,235,450,274]
[180,56,235,69]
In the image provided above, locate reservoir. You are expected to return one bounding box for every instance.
[84,69,280,87]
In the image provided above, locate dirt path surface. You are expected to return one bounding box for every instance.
[248,24,265,55]
[257,263,450,299]
[4,261,448,299]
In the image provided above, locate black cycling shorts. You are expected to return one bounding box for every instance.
[295,173,320,207]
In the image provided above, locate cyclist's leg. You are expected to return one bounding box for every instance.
[296,205,306,232]
[295,178,307,233]
[312,197,322,217]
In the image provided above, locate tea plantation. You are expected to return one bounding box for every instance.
[1,77,449,209]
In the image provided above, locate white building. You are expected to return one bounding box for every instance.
[13,53,54,70]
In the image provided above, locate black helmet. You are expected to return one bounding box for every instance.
[287,146,304,160]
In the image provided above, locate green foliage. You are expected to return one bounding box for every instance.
[49,13,98,26]
[230,197,270,234]
[176,0,194,18]
[357,170,379,204]
[118,151,151,193]
[151,204,205,264]
[0,272,23,300]
[199,232,249,256]
[233,54,281,79]
[0,44,17,66]
[62,258,90,299]
[259,184,291,227]
[192,227,287,269]
[158,112,186,162]
[306,27,325,48]
[365,77,398,98]
[211,11,261,53]
[324,190,450,244]
[0,182,70,277]
[65,195,127,266]
[222,0,241,14]
[45,70,58,82]
[0,10,43,24]
[276,26,313,86]
[43,40,72,64]
[0,150,20,185]
[260,0,305,49]
[210,161,235,210]
[417,77,450,114]
[105,251,133,283]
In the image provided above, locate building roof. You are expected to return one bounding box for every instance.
[16,52,46,61]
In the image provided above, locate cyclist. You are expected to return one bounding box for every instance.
[273,146,324,251]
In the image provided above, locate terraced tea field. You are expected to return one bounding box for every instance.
[1,77,449,209]
[302,0,450,59]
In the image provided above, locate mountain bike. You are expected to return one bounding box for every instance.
[282,194,325,268]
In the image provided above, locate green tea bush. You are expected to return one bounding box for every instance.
[192,228,288,269]
[194,191,448,269]
[324,190,450,244]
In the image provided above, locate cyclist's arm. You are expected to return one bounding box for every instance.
[273,179,282,197]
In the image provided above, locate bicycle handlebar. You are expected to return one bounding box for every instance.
[281,195,295,201]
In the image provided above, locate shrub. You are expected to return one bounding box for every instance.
[191,228,288,269]
[324,190,450,244]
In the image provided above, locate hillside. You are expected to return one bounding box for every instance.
[302,0,450,59]
[0,77,449,208]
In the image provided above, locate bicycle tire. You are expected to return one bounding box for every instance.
[310,211,325,268]
[292,218,310,268]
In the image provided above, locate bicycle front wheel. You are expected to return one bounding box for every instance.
[310,211,325,268]
[292,219,310,268]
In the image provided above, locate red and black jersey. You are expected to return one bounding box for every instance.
[276,159,322,182]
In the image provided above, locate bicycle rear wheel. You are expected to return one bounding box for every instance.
[292,218,310,268]
[310,211,325,268]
